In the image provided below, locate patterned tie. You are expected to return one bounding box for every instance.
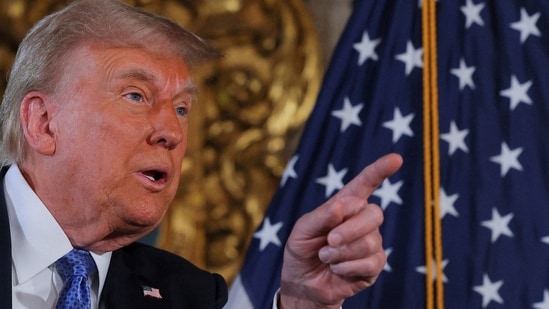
[55,249,97,309]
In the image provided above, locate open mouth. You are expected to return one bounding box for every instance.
[141,170,167,183]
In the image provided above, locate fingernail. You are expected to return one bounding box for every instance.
[329,232,343,246]
[319,247,331,262]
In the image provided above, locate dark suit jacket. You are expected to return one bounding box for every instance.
[0,167,227,308]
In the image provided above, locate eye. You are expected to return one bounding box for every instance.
[125,92,144,102]
[175,106,189,117]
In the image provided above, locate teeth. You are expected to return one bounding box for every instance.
[145,175,156,181]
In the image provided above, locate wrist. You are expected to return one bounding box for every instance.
[278,284,343,309]
[278,293,342,309]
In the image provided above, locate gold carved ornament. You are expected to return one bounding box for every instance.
[0,0,322,284]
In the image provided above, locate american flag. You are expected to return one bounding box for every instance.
[142,285,162,299]
[226,0,549,308]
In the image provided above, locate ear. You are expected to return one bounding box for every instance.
[20,91,56,156]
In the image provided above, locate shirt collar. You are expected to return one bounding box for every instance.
[5,164,111,294]
[91,251,111,297]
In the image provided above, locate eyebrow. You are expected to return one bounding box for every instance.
[181,78,198,96]
[115,68,198,96]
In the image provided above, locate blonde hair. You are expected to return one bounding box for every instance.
[0,0,220,166]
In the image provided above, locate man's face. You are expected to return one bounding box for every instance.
[43,43,193,250]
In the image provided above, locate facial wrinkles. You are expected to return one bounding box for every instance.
[63,52,173,199]
[104,47,195,95]
[158,68,196,97]
[104,51,191,199]
[84,47,191,159]
[116,69,196,111]
[91,50,192,162]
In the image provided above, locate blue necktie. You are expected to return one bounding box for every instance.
[56,249,97,309]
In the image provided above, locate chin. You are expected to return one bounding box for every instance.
[89,229,152,252]
[122,199,169,226]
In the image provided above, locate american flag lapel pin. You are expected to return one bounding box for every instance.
[142,285,163,299]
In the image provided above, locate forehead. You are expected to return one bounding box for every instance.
[61,42,196,94]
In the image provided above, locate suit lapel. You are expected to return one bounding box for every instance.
[0,166,169,309]
[101,246,169,308]
[0,167,13,308]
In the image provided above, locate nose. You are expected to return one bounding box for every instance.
[147,101,185,150]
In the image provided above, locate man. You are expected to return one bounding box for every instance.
[0,0,403,308]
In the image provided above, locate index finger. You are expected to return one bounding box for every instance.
[334,153,403,201]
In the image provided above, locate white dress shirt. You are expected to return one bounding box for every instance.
[5,165,111,308]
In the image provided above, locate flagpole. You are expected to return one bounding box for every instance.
[421,0,435,303]
[421,0,444,308]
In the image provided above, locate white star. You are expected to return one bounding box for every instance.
[253,217,283,251]
[489,142,523,177]
[440,188,459,219]
[542,236,549,245]
[440,121,469,156]
[372,178,403,210]
[450,58,476,90]
[461,0,485,28]
[473,274,504,308]
[331,97,364,132]
[316,163,348,198]
[481,208,514,243]
[353,31,381,65]
[510,8,541,43]
[533,289,549,309]
[499,75,533,111]
[384,248,393,272]
[382,107,415,143]
[416,259,449,283]
[280,155,298,187]
[395,40,423,76]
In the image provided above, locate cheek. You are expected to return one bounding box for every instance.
[55,110,120,157]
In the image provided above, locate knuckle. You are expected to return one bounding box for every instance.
[367,203,384,226]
